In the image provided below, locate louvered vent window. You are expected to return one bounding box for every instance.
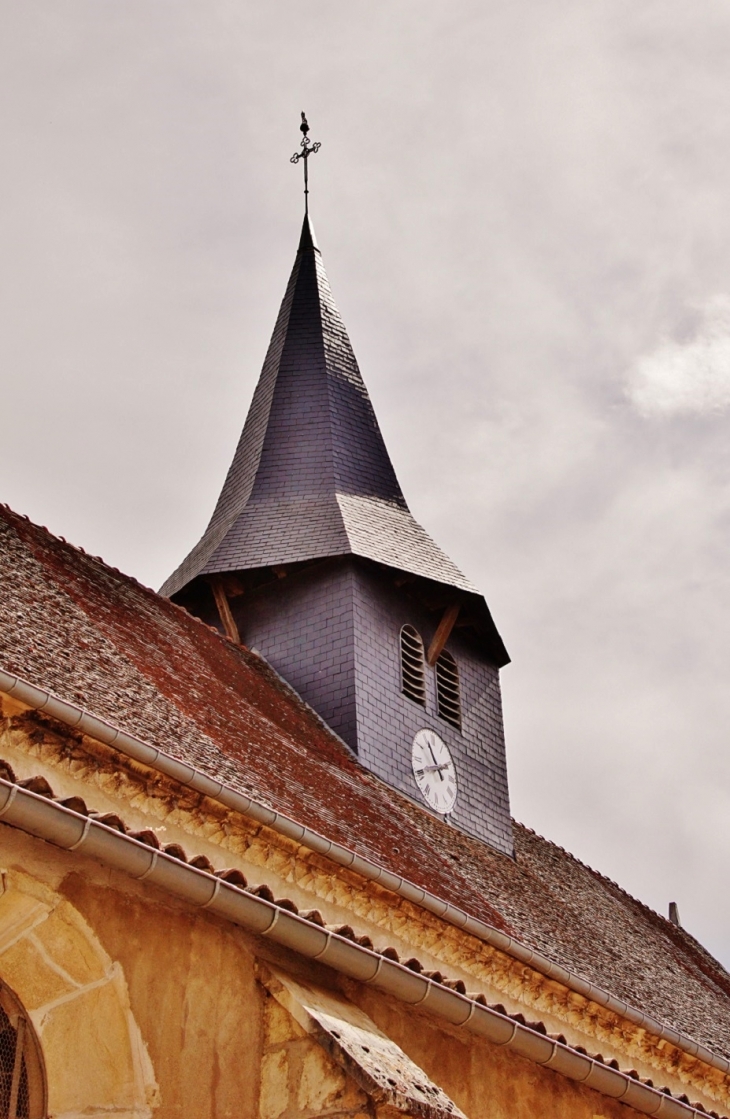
[0,983,44,1119]
[400,625,426,705]
[436,651,461,729]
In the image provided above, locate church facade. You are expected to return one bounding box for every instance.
[0,185,728,1119]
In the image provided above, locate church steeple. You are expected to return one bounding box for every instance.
[162,130,511,855]
[161,213,483,605]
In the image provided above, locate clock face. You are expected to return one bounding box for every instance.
[411,729,457,815]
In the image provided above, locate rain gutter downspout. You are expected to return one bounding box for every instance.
[0,779,717,1119]
[0,668,727,1081]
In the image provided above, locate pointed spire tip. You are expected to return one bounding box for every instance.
[298,213,319,253]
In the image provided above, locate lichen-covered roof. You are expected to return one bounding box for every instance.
[160,216,479,599]
[1,503,729,1063]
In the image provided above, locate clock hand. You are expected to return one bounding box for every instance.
[426,742,446,782]
[415,763,450,775]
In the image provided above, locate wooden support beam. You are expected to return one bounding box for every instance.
[220,573,246,598]
[209,577,241,645]
[427,602,460,666]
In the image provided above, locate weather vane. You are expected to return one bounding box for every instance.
[290,112,321,215]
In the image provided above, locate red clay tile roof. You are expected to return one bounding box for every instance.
[0,503,729,1062]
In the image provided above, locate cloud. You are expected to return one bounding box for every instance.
[627,296,730,416]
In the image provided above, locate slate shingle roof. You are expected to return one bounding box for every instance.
[1,503,729,1064]
[160,217,478,598]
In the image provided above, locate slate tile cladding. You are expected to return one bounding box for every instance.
[160,214,483,600]
[231,557,512,856]
[3,504,730,1061]
[350,563,513,857]
[234,563,358,748]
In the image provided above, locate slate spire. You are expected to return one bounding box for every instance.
[161,214,477,599]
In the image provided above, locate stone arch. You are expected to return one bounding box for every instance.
[0,977,45,1119]
[0,867,158,1119]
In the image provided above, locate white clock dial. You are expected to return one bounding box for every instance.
[411,729,457,815]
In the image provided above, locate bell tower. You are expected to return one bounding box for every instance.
[163,121,513,855]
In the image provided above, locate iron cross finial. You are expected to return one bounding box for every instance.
[290,111,321,215]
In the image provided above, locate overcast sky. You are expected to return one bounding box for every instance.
[1,1,729,967]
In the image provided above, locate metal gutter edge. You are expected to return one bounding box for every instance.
[1,667,727,1081]
[0,778,715,1119]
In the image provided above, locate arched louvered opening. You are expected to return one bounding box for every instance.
[400,625,426,706]
[436,651,461,729]
[0,982,45,1119]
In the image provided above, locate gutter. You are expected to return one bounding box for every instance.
[0,778,716,1119]
[1,667,727,1081]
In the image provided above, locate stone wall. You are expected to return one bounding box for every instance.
[0,831,260,1119]
[0,825,661,1119]
[259,990,370,1119]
